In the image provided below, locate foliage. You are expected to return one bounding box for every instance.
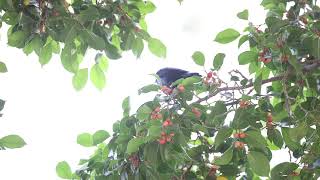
[55,0,320,179]
[0,0,165,90]
[0,98,26,150]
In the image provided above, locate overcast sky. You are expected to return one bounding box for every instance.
[0,1,286,179]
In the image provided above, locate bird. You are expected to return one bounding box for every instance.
[156,67,201,87]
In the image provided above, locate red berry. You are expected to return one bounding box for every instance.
[161,86,172,95]
[239,133,247,139]
[233,133,240,138]
[166,136,172,142]
[159,139,166,145]
[163,119,173,127]
[154,107,161,113]
[234,141,245,149]
[264,58,272,63]
[161,132,166,136]
[192,108,201,118]
[178,85,185,93]
[207,72,213,78]
[281,55,289,62]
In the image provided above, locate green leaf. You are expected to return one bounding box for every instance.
[60,43,81,73]
[23,35,42,55]
[0,135,26,149]
[214,126,232,147]
[127,137,145,154]
[253,73,262,94]
[56,161,72,179]
[72,68,88,91]
[105,43,121,59]
[281,127,302,151]
[39,43,53,66]
[214,28,240,44]
[288,55,302,73]
[213,53,225,70]
[136,104,153,121]
[95,54,109,71]
[238,35,249,48]
[122,96,130,116]
[211,101,228,125]
[271,162,298,180]
[238,51,258,65]
[267,129,284,148]
[138,84,160,95]
[148,38,166,58]
[288,122,308,142]
[247,151,270,176]
[246,130,267,150]
[8,30,28,47]
[237,9,249,20]
[0,99,5,111]
[214,146,233,165]
[192,51,205,66]
[181,76,202,86]
[80,30,105,50]
[132,37,144,58]
[90,64,106,90]
[77,133,93,147]
[0,61,8,73]
[93,130,110,145]
[78,6,100,22]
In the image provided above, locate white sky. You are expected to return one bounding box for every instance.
[0,1,288,179]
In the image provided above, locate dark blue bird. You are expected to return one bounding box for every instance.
[156,67,201,87]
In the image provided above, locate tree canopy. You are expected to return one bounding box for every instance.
[1,0,320,179]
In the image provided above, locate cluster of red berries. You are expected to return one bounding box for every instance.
[258,48,272,63]
[162,118,173,127]
[192,108,202,118]
[158,132,175,145]
[255,27,263,33]
[239,100,250,109]
[203,71,221,86]
[208,165,220,176]
[234,141,245,149]
[280,54,289,62]
[266,112,274,129]
[233,132,247,139]
[151,107,162,120]
[161,86,173,95]
[128,154,140,168]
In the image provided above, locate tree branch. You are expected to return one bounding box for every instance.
[195,61,320,104]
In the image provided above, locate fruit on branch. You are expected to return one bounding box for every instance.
[239,100,250,108]
[151,108,162,120]
[158,132,174,144]
[161,86,173,95]
[208,164,219,176]
[300,16,308,25]
[177,85,185,93]
[233,132,247,139]
[162,119,173,127]
[280,54,289,62]
[234,141,245,149]
[192,108,201,118]
[128,154,140,168]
